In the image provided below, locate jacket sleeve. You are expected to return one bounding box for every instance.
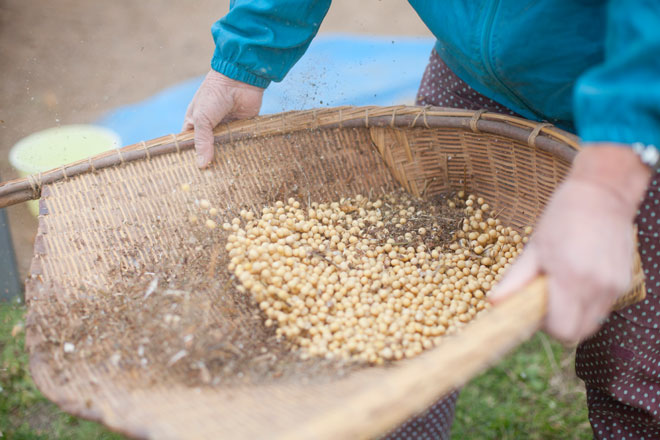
[573,0,660,156]
[210,0,332,88]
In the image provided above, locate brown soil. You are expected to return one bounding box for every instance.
[358,190,463,251]
[0,1,431,283]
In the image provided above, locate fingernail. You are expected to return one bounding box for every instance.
[196,155,206,168]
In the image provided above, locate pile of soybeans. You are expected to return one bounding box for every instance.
[222,191,530,365]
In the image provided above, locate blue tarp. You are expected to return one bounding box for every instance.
[96,35,435,146]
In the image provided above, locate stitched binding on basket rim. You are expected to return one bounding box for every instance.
[527,123,553,148]
[0,106,584,210]
[470,109,487,133]
[410,106,431,128]
[390,108,397,128]
[87,157,97,173]
[141,141,150,160]
[422,106,430,128]
[116,148,126,166]
[170,134,181,154]
[27,172,43,200]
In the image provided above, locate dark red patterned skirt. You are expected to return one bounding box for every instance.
[386,48,660,440]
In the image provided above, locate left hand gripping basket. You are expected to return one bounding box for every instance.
[0,106,645,439]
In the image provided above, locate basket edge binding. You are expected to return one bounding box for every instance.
[0,105,579,209]
[12,104,646,307]
[19,105,645,440]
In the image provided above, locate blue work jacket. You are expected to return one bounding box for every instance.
[211,0,660,150]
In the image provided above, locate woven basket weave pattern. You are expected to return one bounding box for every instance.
[20,106,644,439]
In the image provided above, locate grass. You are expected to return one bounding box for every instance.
[451,333,592,439]
[0,300,121,439]
[1,300,591,439]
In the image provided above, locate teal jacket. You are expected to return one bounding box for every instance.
[211,0,660,151]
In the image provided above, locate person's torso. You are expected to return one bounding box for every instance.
[408,0,606,127]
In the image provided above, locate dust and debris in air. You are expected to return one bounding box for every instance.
[34,190,468,389]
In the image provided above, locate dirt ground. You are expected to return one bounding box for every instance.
[0,0,431,283]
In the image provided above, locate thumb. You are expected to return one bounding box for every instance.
[193,115,218,168]
[489,244,540,304]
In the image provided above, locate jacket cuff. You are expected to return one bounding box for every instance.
[211,55,271,89]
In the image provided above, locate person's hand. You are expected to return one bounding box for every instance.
[183,70,264,168]
[489,145,652,343]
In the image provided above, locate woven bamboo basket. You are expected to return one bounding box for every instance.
[0,105,646,439]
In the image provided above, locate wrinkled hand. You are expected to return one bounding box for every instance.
[183,70,264,168]
[489,145,651,343]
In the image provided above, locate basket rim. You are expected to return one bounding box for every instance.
[20,106,620,440]
[0,105,580,209]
